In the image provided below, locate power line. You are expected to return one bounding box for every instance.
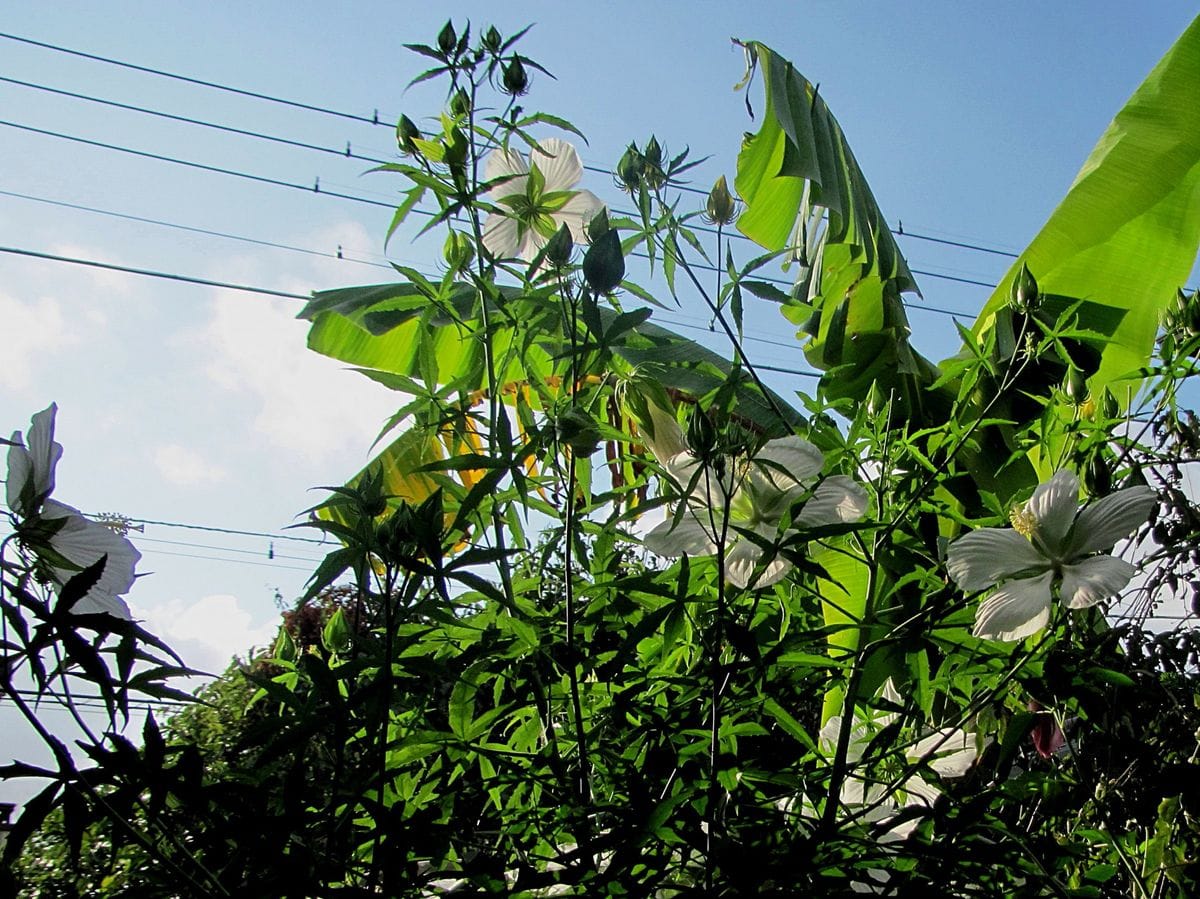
[0,73,393,167]
[137,535,322,564]
[144,547,313,573]
[0,187,815,346]
[0,187,394,271]
[0,31,388,126]
[0,30,1046,273]
[0,242,827,375]
[0,106,994,307]
[0,118,398,211]
[0,244,311,300]
[97,515,328,545]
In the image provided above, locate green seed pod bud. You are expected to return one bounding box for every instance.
[582,228,624,293]
[443,230,475,270]
[437,21,457,55]
[273,627,297,662]
[321,607,353,654]
[396,115,421,156]
[705,175,737,225]
[1063,368,1087,405]
[543,222,573,269]
[1101,390,1119,419]
[1010,262,1039,313]
[687,407,718,458]
[482,25,502,53]
[586,207,611,242]
[616,144,644,191]
[556,407,601,457]
[1185,290,1200,335]
[449,88,471,119]
[642,136,666,189]
[1084,456,1112,496]
[502,56,530,96]
[866,381,888,419]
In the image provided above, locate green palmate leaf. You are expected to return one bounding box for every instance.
[967,14,1200,402]
[300,279,801,540]
[733,40,935,417]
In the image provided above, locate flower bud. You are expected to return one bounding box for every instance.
[555,407,601,457]
[1101,389,1119,419]
[687,407,718,458]
[273,627,297,662]
[502,56,530,96]
[1063,367,1087,405]
[396,115,421,156]
[705,175,737,225]
[321,607,353,654]
[1085,457,1112,496]
[616,144,645,191]
[437,21,457,55]
[1185,290,1200,335]
[582,228,624,293]
[449,88,471,119]
[543,222,573,269]
[586,207,611,242]
[642,136,666,189]
[443,231,475,270]
[482,26,502,53]
[1010,262,1039,313]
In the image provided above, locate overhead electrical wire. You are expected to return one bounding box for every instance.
[0,187,393,270]
[0,47,1026,267]
[0,187,819,350]
[0,243,823,374]
[0,30,1042,268]
[0,115,990,314]
[0,31,390,126]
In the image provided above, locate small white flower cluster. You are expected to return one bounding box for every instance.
[6,405,140,619]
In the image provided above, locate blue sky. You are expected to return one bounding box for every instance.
[3,2,1199,801]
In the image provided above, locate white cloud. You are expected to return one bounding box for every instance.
[0,291,81,391]
[183,221,400,467]
[131,593,279,677]
[152,443,228,486]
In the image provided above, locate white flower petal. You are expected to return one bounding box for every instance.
[1067,486,1156,557]
[482,212,522,259]
[796,475,869,527]
[484,145,528,192]
[902,775,941,809]
[6,434,32,514]
[644,513,717,559]
[1059,554,1136,609]
[726,529,791,589]
[1026,470,1079,553]
[42,500,138,619]
[911,728,977,778]
[724,537,764,589]
[946,528,1048,591]
[972,570,1054,641]
[643,401,686,464]
[752,436,824,490]
[554,190,605,243]
[532,138,583,192]
[7,404,62,517]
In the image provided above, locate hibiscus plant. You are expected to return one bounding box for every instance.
[7,16,1200,898]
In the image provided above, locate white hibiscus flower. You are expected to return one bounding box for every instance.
[481,138,605,262]
[6,405,139,619]
[947,469,1155,641]
[819,681,979,841]
[642,406,867,589]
